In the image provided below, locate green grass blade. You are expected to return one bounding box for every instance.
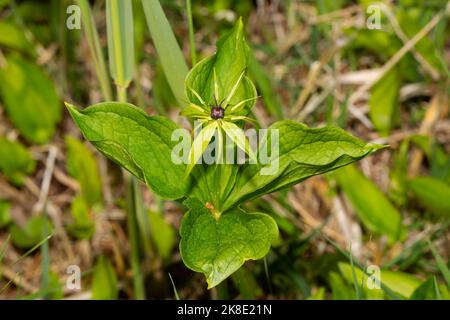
[0,234,9,264]
[39,206,52,299]
[323,234,403,300]
[141,0,189,108]
[0,234,52,295]
[14,234,53,268]
[231,267,256,300]
[433,276,442,300]
[186,0,196,65]
[77,0,112,100]
[349,245,362,300]
[263,257,273,294]
[168,272,180,300]
[106,0,135,96]
[428,240,450,289]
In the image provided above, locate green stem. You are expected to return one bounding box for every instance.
[127,175,146,300]
[117,88,146,300]
[117,86,127,103]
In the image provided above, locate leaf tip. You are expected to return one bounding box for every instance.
[235,17,245,36]
[64,102,80,117]
[367,143,389,153]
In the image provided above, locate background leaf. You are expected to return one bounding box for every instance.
[369,67,401,136]
[410,277,450,300]
[0,55,61,144]
[338,262,423,299]
[408,176,450,218]
[67,195,95,240]
[10,216,53,250]
[148,210,176,262]
[0,200,11,229]
[92,255,118,300]
[0,136,36,186]
[0,21,33,52]
[336,165,404,243]
[66,136,103,207]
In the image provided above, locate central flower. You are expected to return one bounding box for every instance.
[210,105,225,119]
[182,69,258,176]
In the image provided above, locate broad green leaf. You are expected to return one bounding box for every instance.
[67,195,95,240]
[10,216,53,249]
[92,255,118,300]
[0,21,32,52]
[180,198,278,288]
[185,18,257,115]
[106,0,134,88]
[222,120,384,211]
[66,136,103,207]
[408,176,450,218]
[338,262,421,299]
[141,0,189,108]
[369,67,401,136]
[0,136,36,186]
[0,55,61,144]
[66,102,190,199]
[148,210,176,261]
[336,165,404,243]
[0,200,11,228]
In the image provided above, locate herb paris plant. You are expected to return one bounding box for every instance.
[66,19,384,288]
